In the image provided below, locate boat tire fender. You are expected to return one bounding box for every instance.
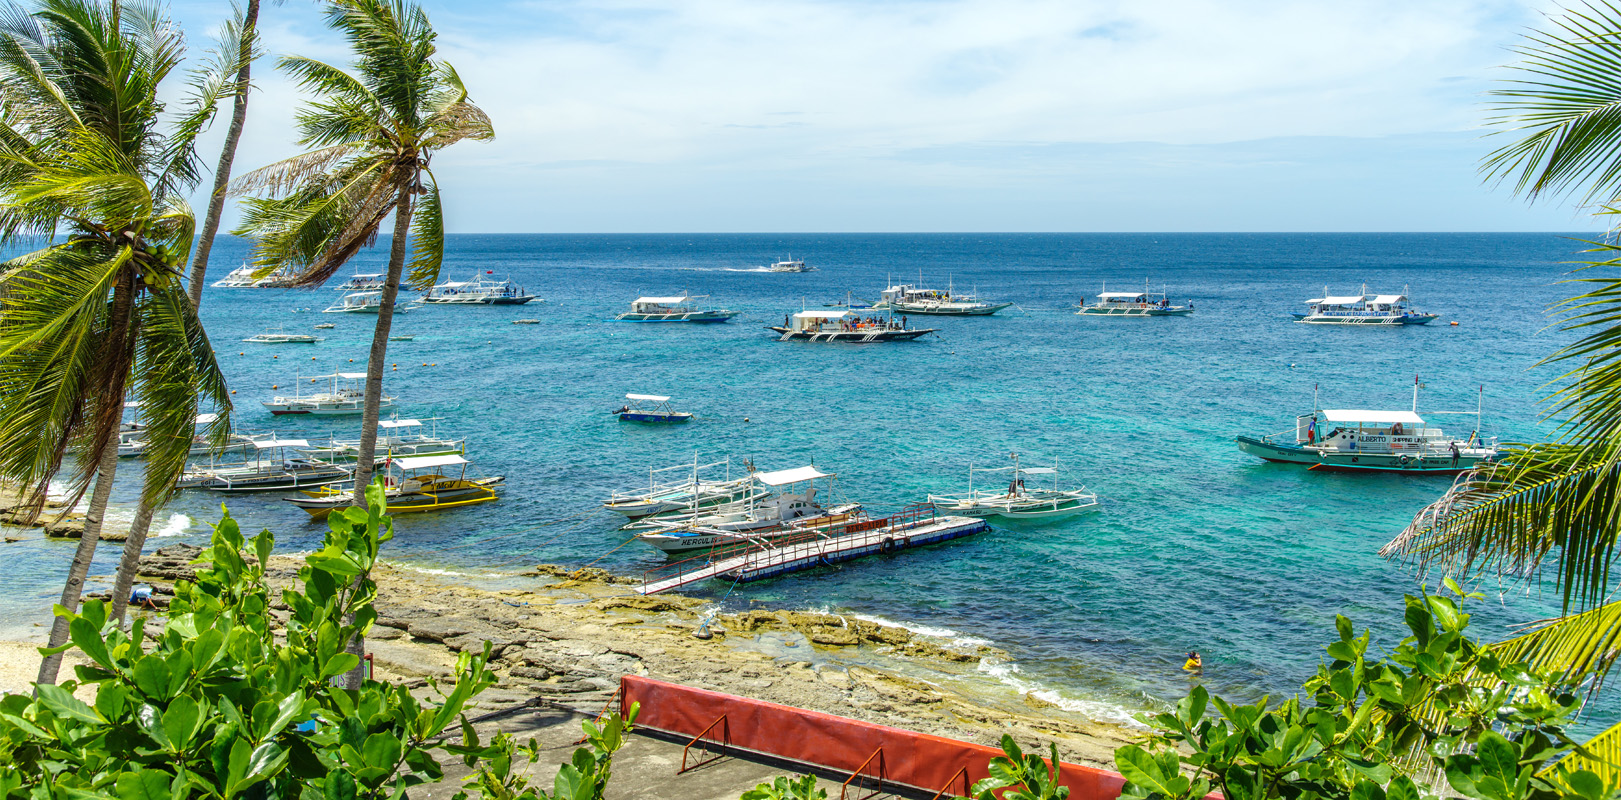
[881,537,896,554]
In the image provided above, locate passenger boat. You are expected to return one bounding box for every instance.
[1234,383,1497,473]
[873,277,1011,316]
[615,295,737,322]
[262,371,394,416]
[286,454,502,518]
[119,412,257,459]
[603,456,753,518]
[768,310,935,342]
[334,271,387,291]
[244,327,321,344]
[1294,286,1439,325]
[420,273,538,305]
[300,417,465,463]
[767,257,813,273]
[1077,283,1193,316]
[928,456,1099,519]
[633,466,861,556]
[615,394,694,423]
[323,291,410,314]
[177,436,351,492]
[211,264,298,288]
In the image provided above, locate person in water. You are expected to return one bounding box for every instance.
[1182,651,1202,672]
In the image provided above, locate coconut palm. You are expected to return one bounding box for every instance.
[1383,0,1621,776]
[0,0,235,683]
[231,0,492,507]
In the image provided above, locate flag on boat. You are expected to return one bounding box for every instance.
[1307,416,1316,443]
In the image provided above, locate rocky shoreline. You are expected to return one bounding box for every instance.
[124,545,1142,771]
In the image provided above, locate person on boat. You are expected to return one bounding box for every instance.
[1450,441,1461,468]
[902,315,908,329]
[1183,651,1202,672]
[1391,422,1404,436]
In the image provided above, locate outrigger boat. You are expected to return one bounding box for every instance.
[177,436,351,492]
[1235,382,1497,473]
[300,417,465,463]
[615,295,737,322]
[873,274,1011,316]
[323,291,411,314]
[632,466,862,556]
[262,371,394,416]
[603,456,753,518]
[768,309,935,342]
[119,412,257,459]
[334,271,386,291]
[1294,286,1439,326]
[767,257,813,273]
[420,273,538,305]
[615,394,694,423]
[1078,281,1193,316]
[212,264,298,288]
[244,327,321,344]
[286,454,503,518]
[928,455,1099,519]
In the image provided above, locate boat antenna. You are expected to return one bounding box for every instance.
[1313,383,1319,416]
[1476,385,1484,438]
[1412,374,1420,414]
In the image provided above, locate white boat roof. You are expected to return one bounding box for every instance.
[635,296,690,304]
[1320,409,1425,425]
[436,281,473,288]
[1020,467,1057,475]
[1368,294,1408,304]
[395,453,468,470]
[350,272,383,278]
[755,465,830,486]
[254,437,309,449]
[379,419,421,428]
[1316,295,1365,305]
[195,413,219,424]
[1099,292,1146,299]
[794,310,849,319]
[338,372,368,380]
[626,393,670,402]
[346,291,381,299]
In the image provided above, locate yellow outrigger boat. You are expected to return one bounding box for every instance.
[287,454,503,519]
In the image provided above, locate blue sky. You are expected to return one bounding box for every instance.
[165,0,1600,232]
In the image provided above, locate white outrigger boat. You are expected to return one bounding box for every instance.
[244,327,321,344]
[928,456,1099,519]
[323,291,411,314]
[632,466,862,556]
[874,277,1011,316]
[119,412,257,459]
[212,264,298,288]
[300,417,465,463]
[1294,286,1439,326]
[767,257,813,273]
[334,271,387,291]
[420,273,537,305]
[768,309,935,342]
[177,436,351,492]
[1235,383,1497,474]
[262,371,394,416]
[603,456,754,518]
[1077,281,1192,316]
[615,295,737,322]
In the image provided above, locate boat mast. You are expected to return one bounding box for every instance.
[1476,385,1484,438]
[1412,374,1419,414]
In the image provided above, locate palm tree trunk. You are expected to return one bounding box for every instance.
[342,179,414,690]
[36,433,118,685]
[186,0,260,309]
[107,499,155,628]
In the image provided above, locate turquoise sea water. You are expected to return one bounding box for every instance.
[1,232,1608,727]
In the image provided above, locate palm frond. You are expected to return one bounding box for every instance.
[228,142,361,196]
[1491,600,1621,695]
[131,283,228,505]
[405,169,439,289]
[1540,717,1621,784]
[150,6,252,198]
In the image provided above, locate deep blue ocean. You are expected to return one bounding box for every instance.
[2,232,1608,728]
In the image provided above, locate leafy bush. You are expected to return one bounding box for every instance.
[1115,582,1614,800]
[451,704,639,800]
[0,482,510,798]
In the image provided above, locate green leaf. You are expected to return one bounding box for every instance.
[161,695,202,752]
[325,771,357,800]
[133,656,171,700]
[261,692,304,741]
[114,771,170,800]
[36,683,102,725]
[1116,746,1179,796]
[68,614,112,668]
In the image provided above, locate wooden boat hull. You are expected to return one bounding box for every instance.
[766,326,934,342]
[1235,436,1491,473]
[1077,307,1192,317]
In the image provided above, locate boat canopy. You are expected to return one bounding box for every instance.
[338,372,368,380]
[635,296,690,304]
[1320,409,1425,425]
[347,291,381,299]
[1368,294,1408,304]
[1317,295,1365,306]
[1020,467,1057,475]
[1098,292,1146,300]
[379,419,421,429]
[626,393,670,402]
[195,413,219,424]
[395,454,468,471]
[794,310,849,319]
[253,437,309,449]
[755,465,830,486]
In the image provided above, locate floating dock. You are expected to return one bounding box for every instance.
[637,508,989,595]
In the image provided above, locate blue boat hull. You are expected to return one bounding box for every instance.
[619,412,693,423]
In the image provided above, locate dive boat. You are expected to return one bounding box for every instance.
[1294,286,1439,325]
[244,327,321,344]
[119,412,257,459]
[1235,384,1497,473]
[286,454,503,518]
[262,371,394,416]
[603,456,754,518]
[1077,282,1193,316]
[615,394,694,423]
[177,436,351,492]
[212,264,298,288]
[928,455,1099,519]
[299,417,465,463]
[334,271,387,291]
[419,273,537,305]
[767,257,813,273]
[615,295,737,322]
[323,291,410,314]
[768,310,935,342]
[873,277,1011,316]
[633,466,861,556]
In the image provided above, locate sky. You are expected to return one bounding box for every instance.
[162,0,1603,233]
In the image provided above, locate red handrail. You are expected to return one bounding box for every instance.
[930,766,970,800]
[680,714,729,773]
[840,746,885,800]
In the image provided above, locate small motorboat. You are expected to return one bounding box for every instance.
[615,393,694,423]
[767,257,813,273]
[928,455,1099,519]
[177,436,352,492]
[603,456,752,518]
[615,295,737,322]
[244,327,321,344]
[287,454,502,518]
[513,319,541,325]
[1077,281,1193,317]
[389,334,416,341]
[262,371,394,416]
[314,323,336,330]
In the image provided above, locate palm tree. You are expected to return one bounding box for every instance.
[0,0,235,684]
[1383,0,1621,777]
[232,0,492,508]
